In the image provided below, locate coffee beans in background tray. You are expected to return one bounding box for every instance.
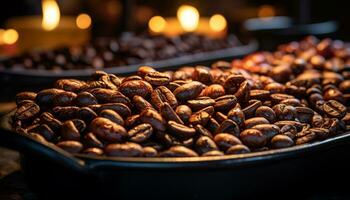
[11,36,350,157]
[0,32,239,71]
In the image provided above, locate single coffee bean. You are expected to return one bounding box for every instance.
[195,136,218,154]
[187,97,215,111]
[195,124,213,138]
[39,112,62,131]
[280,124,298,139]
[240,129,267,148]
[244,117,270,129]
[270,93,295,105]
[175,105,192,123]
[36,89,64,106]
[322,100,346,119]
[235,80,251,103]
[84,132,104,148]
[173,81,205,101]
[61,120,81,141]
[53,91,77,106]
[140,109,166,131]
[15,102,40,121]
[160,102,184,124]
[105,142,143,157]
[214,133,242,151]
[75,92,98,107]
[223,74,245,93]
[83,147,104,156]
[125,114,141,128]
[137,66,156,77]
[295,107,314,123]
[159,146,198,157]
[295,132,317,145]
[128,123,153,143]
[168,121,196,140]
[55,79,85,92]
[274,121,303,131]
[215,112,228,124]
[57,140,83,154]
[255,106,276,123]
[242,100,262,119]
[227,106,245,127]
[119,80,153,99]
[216,119,240,137]
[207,117,220,134]
[280,98,302,107]
[89,88,129,104]
[250,90,270,101]
[100,109,124,126]
[252,124,280,140]
[142,146,158,157]
[52,106,79,120]
[201,84,225,99]
[226,144,250,155]
[273,104,297,121]
[145,71,171,86]
[15,92,37,105]
[27,124,55,141]
[192,66,212,85]
[202,150,224,156]
[214,95,237,112]
[90,117,127,142]
[271,135,294,149]
[151,86,178,110]
[133,95,153,111]
[78,107,98,123]
[98,103,131,118]
[189,111,210,126]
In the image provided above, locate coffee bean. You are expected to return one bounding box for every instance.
[78,107,98,123]
[173,81,205,101]
[145,71,171,86]
[214,133,242,151]
[295,107,314,123]
[168,121,196,140]
[295,131,317,145]
[214,95,237,112]
[128,123,153,143]
[271,135,294,149]
[255,106,276,123]
[273,104,297,121]
[90,117,127,142]
[252,124,280,140]
[57,140,83,154]
[52,106,79,120]
[160,102,184,124]
[227,106,245,127]
[187,97,215,111]
[100,109,124,126]
[235,81,251,103]
[36,89,64,106]
[119,80,153,98]
[15,102,40,121]
[250,90,270,101]
[216,119,240,137]
[270,93,295,105]
[323,100,346,118]
[201,84,225,99]
[224,74,245,93]
[89,88,129,104]
[15,92,37,105]
[242,100,262,119]
[105,142,143,157]
[133,95,153,111]
[207,117,220,134]
[142,146,158,157]
[39,112,62,131]
[55,79,86,92]
[75,92,98,107]
[140,109,166,131]
[244,117,270,129]
[195,136,218,154]
[175,105,192,123]
[240,129,267,147]
[83,147,104,156]
[84,132,104,148]
[61,120,81,141]
[98,103,131,118]
[274,121,303,131]
[137,66,156,78]
[159,146,198,157]
[151,86,178,110]
[192,66,212,84]
[189,111,210,126]
[194,124,213,138]
[226,144,250,155]
[27,124,55,141]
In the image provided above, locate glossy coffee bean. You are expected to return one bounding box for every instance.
[201,84,225,99]
[78,107,98,123]
[145,71,171,86]
[160,146,198,157]
[90,117,127,142]
[99,109,124,126]
[133,95,153,111]
[295,107,314,123]
[175,105,192,123]
[173,81,205,101]
[242,100,262,119]
[83,147,104,156]
[187,97,215,111]
[227,106,245,127]
[214,133,242,151]
[15,102,40,121]
[119,80,153,98]
[61,120,81,141]
[214,95,237,112]
[273,104,297,121]
[142,147,158,157]
[57,140,83,154]
[252,124,280,140]
[160,102,184,124]
[244,117,270,129]
[128,123,153,143]
[195,136,218,154]
[271,135,294,149]
[36,89,64,106]
[151,86,178,110]
[240,129,267,148]
[189,111,210,126]
[75,92,98,107]
[226,144,250,155]
[140,109,166,131]
[15,92,37,105]
[322,100,346,119]
[84,132,104,148]
[55,79,85,92]
[168,121,196,140]
[105,142,143,157]
[255,106,276,123]
[216,119,240,137]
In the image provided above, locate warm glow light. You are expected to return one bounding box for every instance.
[177,5,199,32]
[2,29,19,45]
[76,13,92,29]
[148,16,167,33]
[42,0,60,31]
[258,5,275,18]
[0,29,4,45]
[209,14,227,32]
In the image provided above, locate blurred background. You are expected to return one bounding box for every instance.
[0,0,347,56]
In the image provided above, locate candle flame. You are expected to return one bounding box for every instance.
[209,14,227,32]
[258,5,275,18]
[177,5,199,32]
[42,0,60,31]
[148,16,167,33]
[0,29,19,45]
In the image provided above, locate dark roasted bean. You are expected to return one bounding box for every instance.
[36,89,64,106]
[84,132,104,148]
[214,133,242,151]
[195,136,218,154]
[159,146,198,157]
[61,120,81,141]
[240,129,267,148]
[105,142,143,157]
[226,144,250,155]
[142,147,158,157]
[90,117,127,142]
[187,97,215,111]
[15,102,40,121]
[214,95,237,112]
[98,103,131,118]
[100,109,124,126]
[168,121,196,140]
[140,109,166,131]
[83,147,104,156]
[145,71,171,86]
[201,84,225,99]
[128,123,153,143]
[244,117,269,129]
[151,86,178,110]
[189,111,210,126]
[227,106,245,127]
[242,100,262,119]
[160,102,184,124]
[15,92,37,105]
[133,95,153,111]
[57,140,83,154]
[252,124,280,140]
[255,106,276,123]
[216,119,240,137]
[75,92,98,107]
[55,79,85,92]
[119,80,153,98]
[322,100,347,119]
[271,135,294,148]
[175,105,192,123]
[173,81,205,101]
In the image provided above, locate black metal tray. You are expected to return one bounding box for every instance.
[1,110,350,199]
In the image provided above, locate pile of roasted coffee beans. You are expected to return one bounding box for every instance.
[0,32,238,71]
[12,36,350,157]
